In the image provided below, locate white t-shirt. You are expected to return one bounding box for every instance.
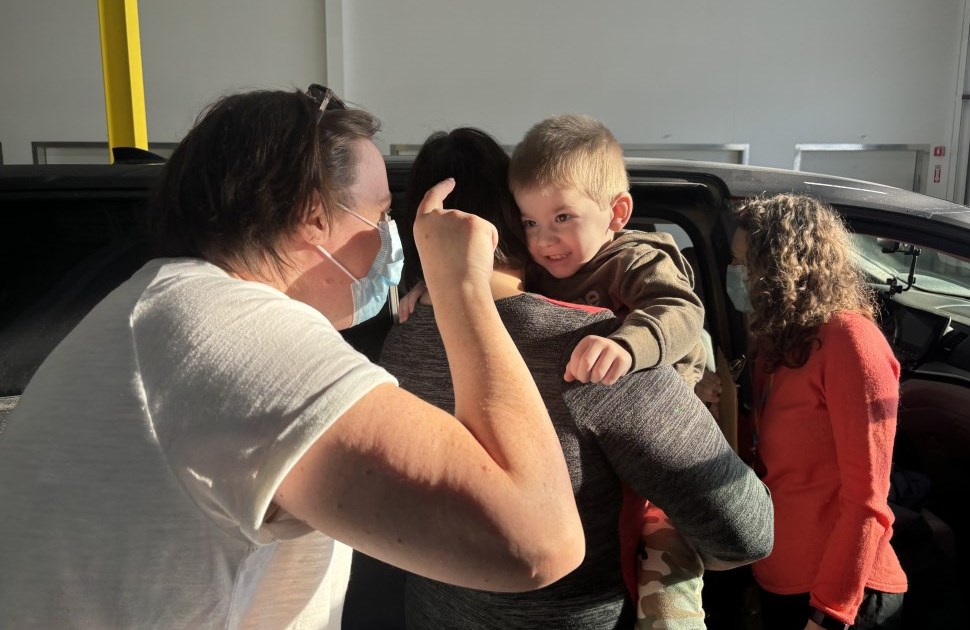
[0,258,396,629]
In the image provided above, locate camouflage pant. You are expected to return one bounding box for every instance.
[635,503,706,630]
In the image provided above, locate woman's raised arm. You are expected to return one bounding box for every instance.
[276,179,585,592]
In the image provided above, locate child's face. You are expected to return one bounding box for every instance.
[515,187,616,279]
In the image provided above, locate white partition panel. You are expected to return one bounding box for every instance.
[336,0,965,200]
[794,144,930,193]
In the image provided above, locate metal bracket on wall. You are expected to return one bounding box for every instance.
[620,143,751,165]
[389,143,517,156]
[32,141,177,165]
[389,142,751,165]
[793,143,931,194]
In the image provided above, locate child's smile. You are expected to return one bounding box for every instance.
[515,187,617,279]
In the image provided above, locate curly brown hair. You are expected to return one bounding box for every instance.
[736,193,876,372]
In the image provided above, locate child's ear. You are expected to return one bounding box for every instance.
[609,192,633,232]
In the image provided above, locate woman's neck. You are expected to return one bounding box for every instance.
[489,266,525,299]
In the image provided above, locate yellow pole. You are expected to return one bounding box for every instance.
[97,0,148,163]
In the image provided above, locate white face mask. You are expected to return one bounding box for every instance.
[725,264,753,313]
[317,205,404,326]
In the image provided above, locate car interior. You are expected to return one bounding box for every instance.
[1,162,968,628]
[854,235,970,619]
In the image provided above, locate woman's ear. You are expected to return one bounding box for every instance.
[609,192,633,232]
[301,194,328,245]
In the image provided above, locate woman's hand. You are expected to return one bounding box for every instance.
[413,178,498,294]
[694,369,722,404]
[397,280,426,323]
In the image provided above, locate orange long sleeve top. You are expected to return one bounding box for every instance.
[751,312,907,625]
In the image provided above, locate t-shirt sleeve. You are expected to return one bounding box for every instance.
[132,274,396,544]
[562,341,773,566]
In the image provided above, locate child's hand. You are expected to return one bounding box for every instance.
[397,280,427,323]
[564,335,632,385]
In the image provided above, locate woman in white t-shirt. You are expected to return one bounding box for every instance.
[0,86,584,629]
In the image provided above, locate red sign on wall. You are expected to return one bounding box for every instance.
[934,145,946,157]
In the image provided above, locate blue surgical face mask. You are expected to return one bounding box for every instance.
[725,264,753,313]
[317,205,404,326]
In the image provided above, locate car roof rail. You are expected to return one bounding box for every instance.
[112,147,166,164]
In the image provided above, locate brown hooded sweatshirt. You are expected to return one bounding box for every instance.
[527,229,706,384]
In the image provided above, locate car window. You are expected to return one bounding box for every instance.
[851,234,970,299]
[626,219,699,286]
[650,222,693,252]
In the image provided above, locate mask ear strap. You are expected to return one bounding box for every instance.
[338,204,379,229]
[316,245,357,280]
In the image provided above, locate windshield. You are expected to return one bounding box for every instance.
[852,234,970,299]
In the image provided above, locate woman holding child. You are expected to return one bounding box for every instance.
[381,124,773,629]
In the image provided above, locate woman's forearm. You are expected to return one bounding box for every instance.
[432,280,582,562]
[408,181,583,578]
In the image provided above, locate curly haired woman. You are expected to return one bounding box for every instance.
[729,194,907,630]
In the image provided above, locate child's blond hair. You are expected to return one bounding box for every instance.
[509,114,629,208]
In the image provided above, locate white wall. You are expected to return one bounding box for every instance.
[336,0,967,199]
[0,0,327,165]
[2,0,967,201]
[0,1,103,164]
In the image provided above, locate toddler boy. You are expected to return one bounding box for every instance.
[509,114,706,387]
[510,114,708,629]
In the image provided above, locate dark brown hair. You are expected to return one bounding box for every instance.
[402,127,529,288]
[149,88,380,278]
[737,193,876,372]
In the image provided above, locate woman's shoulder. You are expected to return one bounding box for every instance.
[518,293,611,316]
[513,293,616,333]
[819,310,882,341]
[136,258,331,340]
[817,310,896,365]
[147,258,291,306]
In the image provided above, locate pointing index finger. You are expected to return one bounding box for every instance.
[417,178,456,215]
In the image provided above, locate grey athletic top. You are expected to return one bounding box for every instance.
[378,293,773,630]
